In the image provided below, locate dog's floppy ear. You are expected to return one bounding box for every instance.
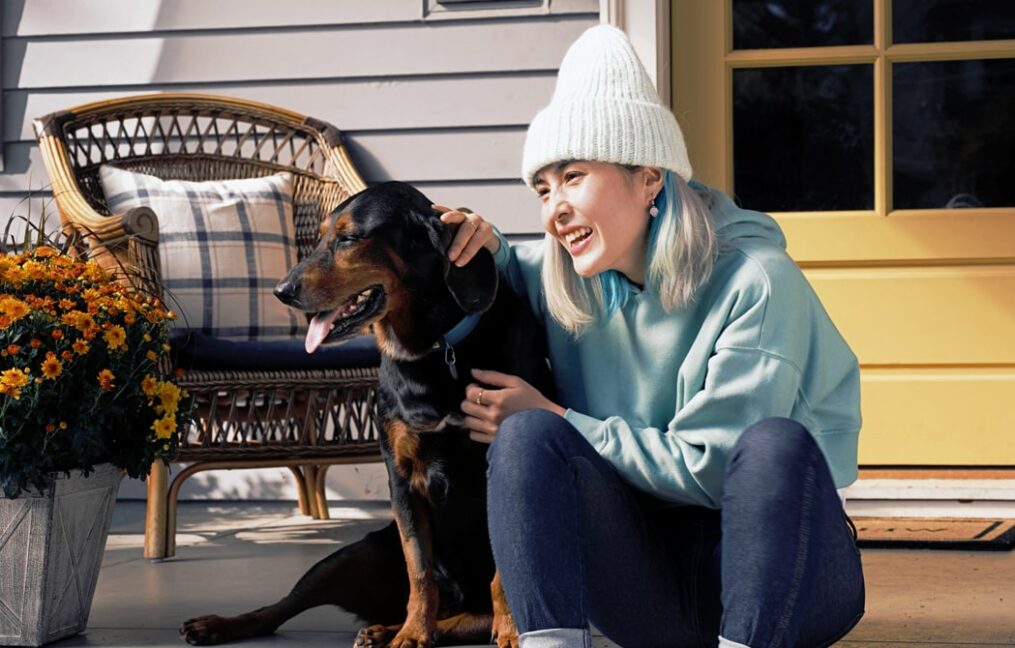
[424,215,498,314]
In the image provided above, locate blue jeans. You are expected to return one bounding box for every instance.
[486,410,865,648]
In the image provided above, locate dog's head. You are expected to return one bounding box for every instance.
[274,181,498,357]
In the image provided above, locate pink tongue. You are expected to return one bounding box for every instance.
[305,308,343,354]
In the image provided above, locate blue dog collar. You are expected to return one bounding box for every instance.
[435,313,482,380]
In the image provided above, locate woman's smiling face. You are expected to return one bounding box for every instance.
[534,160,661,285]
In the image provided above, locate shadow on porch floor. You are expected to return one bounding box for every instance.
[51,500,1014,647]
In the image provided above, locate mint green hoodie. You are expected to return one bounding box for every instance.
[491,184,861,508]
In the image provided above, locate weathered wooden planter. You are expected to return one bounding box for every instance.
[0,464,122,646]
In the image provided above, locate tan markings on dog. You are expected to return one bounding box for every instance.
[392,495,439,647]
[299,236,398,320]
[490,571,519,647]
[319,211,355,240]
[372,282,424,358]
[386,419,430,497]
[376,240,409,276]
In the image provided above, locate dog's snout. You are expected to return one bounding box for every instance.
[274,277,301,306]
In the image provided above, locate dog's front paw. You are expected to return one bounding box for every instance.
[491,611,519,648]
[355,623,435,648]
[355,624,397,647]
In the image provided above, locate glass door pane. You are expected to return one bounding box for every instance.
[733,65,874,211]
[893,0,1015,43]
[733,0,873,49]
[893,58,1015,209]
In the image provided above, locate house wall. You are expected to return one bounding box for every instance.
[0,0,600,500]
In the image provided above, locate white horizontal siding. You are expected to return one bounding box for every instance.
[5,0,597,36]
[5,19,591,89]
[6,74,556,142]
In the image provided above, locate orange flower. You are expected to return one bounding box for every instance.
[103,325,127,351]
[61,350,74,361]
[6,344,20,355]
[32,246,58,258]
[97,369,115,391]
[72,339,90,355]
[41,352,63,380]
[146,350,158,362]
[51,329,64,340]
[45,423,56,433]
[59,298,76,310]
[124,312,136,324]
[30,338,43,349]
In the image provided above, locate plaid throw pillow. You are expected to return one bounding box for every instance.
[99,165,306,341]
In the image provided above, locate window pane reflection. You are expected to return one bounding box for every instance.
[893,0,1015,43]
[733,65,874,212]
[733,0,873,49]
[893,58,1015,209]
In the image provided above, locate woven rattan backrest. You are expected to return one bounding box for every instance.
[40,94,366,257]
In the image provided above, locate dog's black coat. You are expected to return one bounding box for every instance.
[180,182,552,647]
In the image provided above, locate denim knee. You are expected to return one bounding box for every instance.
[488,408,571,470]
[725,417,821,497]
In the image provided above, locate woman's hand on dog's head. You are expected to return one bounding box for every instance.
[432,204,501,268]
[461,368,566,444]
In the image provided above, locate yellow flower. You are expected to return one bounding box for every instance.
[141,374,158,397]
[4,266,27,286]
[41,352,63,380]
[1,368,30,388]
[103,325,127,351]
[146,350,158,362]
[157,381,181,415]
[0,296,30,321]
[152,414,176,440]
[97,369,115,391]
[0,368,30,400]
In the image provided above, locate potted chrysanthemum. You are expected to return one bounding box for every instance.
[0,239,191,645]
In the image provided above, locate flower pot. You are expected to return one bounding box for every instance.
[0,463,122,646]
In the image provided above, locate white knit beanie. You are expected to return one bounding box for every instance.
[521,24,693,188]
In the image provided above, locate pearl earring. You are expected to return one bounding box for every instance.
[649,197,659,218]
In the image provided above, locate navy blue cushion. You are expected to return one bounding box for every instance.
[172,333,380,371]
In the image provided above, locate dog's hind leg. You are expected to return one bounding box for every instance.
[180,522,407,645]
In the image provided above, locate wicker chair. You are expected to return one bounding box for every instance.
[33,93,383,559]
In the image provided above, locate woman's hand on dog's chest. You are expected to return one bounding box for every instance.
[461,368,565,444]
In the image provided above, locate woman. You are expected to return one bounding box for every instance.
[436,25,864,648]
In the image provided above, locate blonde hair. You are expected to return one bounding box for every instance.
[542,169,719,336]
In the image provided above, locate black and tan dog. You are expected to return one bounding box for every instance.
[179,182,552,647]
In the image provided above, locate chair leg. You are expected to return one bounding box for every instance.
[144,461,169,560]
[288,466,312,516]
[303,465,321,518]
[314,465,331,521]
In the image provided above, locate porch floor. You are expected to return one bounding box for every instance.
[52,500,1014,648]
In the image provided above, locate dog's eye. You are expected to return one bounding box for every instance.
[332,234,360,248]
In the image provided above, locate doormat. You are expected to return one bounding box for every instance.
[854,517,1015,550]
